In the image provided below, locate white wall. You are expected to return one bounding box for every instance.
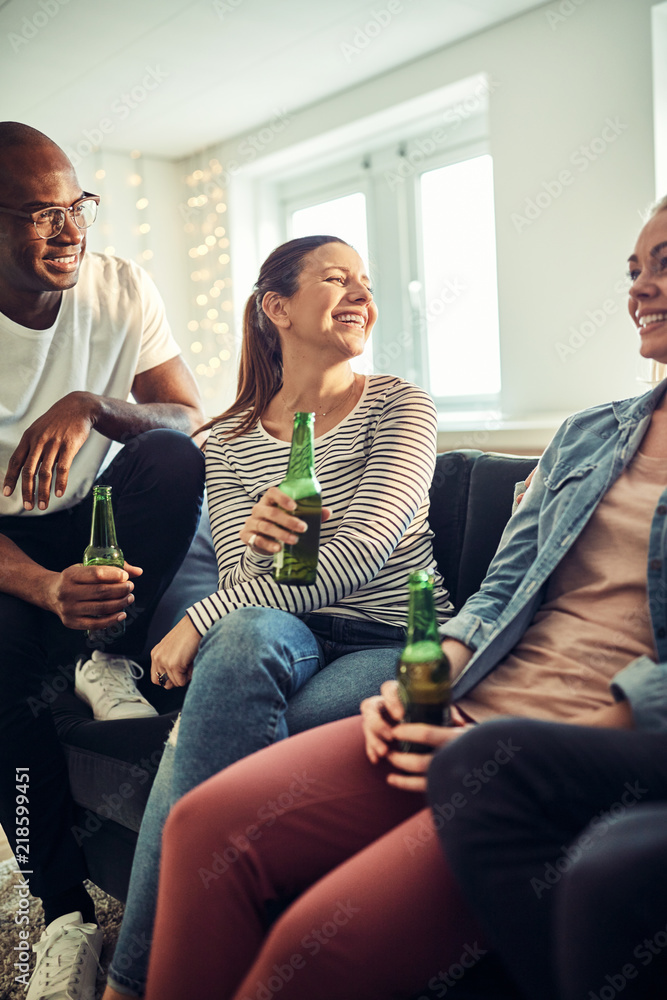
[183,0,658,442]
[76,151,189,361]
[654,2,667,194]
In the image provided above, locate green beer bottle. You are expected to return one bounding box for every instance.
[83,485,125,641]
[396,569,451,754]
[273,411,322,586]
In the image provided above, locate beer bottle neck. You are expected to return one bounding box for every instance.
[285,412,316,480]
[406,577,440,646]
[89,486,119,549]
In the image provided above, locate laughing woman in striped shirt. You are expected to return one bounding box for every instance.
[103,234,451,999]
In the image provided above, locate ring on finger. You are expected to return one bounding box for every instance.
[248,533,257,549]
[157,672,168,687]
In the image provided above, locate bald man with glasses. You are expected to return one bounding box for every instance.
[0,122,205,1000]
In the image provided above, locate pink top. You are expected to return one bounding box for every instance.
[458,450,667,723]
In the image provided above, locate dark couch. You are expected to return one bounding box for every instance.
[52,449,537,902]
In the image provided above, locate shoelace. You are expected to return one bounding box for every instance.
[31,925,102,998]
[81,656,146,707]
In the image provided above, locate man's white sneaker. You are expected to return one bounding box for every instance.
[26,910,103,1000]
[75,650,158,720]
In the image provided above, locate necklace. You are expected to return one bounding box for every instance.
[281,378,357,418]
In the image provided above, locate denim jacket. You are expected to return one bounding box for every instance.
[443,381,667,732]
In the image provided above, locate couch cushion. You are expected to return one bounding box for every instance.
[429,450,482,610]
[456,452,538,609]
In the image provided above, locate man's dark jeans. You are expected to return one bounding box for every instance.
[430,718,667,1000]
[0,429,204,899]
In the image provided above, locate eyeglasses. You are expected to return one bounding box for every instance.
[0,192,100,239]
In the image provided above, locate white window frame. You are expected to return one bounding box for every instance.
[275,118,499,413]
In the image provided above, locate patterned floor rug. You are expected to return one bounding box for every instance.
[0,859,124,999]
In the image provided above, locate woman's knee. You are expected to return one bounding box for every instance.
[197,607,313,678]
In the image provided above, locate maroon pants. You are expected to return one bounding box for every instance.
[145,717,482,1000]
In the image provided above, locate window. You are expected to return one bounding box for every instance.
[266,82,500,413]
[290,192,369,264]
[418,154,500,400]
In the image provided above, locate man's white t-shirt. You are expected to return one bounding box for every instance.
[0,253,181,517]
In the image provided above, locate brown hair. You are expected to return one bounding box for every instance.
[199,234,349,440]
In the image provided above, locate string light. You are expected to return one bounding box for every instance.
[184,157,235,402]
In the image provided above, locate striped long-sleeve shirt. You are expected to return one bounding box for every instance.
[187,374,453,634]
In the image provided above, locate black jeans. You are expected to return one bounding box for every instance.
[0,429,204,899]
[429,718,667,1000]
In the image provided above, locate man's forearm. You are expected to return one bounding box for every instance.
[90,394,204,440]
[0,533,56,610]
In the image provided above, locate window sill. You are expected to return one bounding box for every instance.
[436,412,570,456]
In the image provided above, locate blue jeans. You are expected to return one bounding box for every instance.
[107,606,405,995]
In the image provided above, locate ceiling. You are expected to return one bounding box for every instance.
[0,0,548,161]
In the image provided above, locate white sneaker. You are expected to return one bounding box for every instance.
[75,650,158,720]
[27,910,103,1000]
